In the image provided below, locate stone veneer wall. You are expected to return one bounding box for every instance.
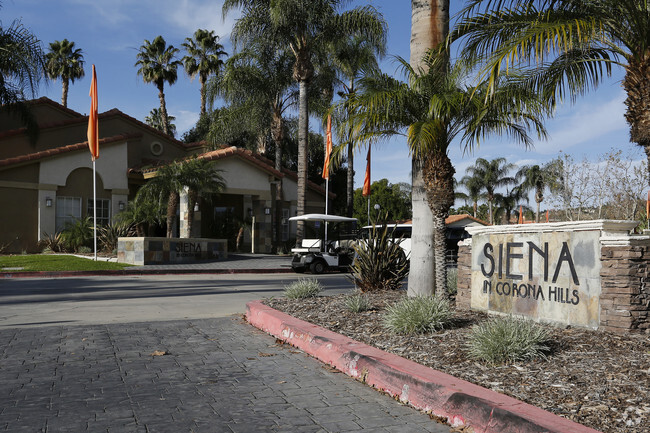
[456,229,650,333]
[600,244,650,332]
[117,237,228,265]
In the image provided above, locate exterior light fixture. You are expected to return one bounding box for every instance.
[45,197,53,207]
[119,201,125,211]
[264,207,271,215]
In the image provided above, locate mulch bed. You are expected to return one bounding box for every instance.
[264,290,650,433]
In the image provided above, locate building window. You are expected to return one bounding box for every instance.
[87,198,111,226]
[282,208,290,241]
[56,196,81,232]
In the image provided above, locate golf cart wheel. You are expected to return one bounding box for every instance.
[310,260,326,274]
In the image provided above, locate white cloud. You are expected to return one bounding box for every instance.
[533,92,628,155]
[171,109,200,136]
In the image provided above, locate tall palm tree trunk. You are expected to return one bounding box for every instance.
[157,83,170,136]
[61,79,70,107]
[296,80,309,243]
[272,112,284,253]
[623,59,650,184]
[187,190,198,238]
[407,0,449,297]
[346,140,354,217]
[199,76,207,116]
[166,191,179,238]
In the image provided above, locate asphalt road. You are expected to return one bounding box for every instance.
[0,273,354,329]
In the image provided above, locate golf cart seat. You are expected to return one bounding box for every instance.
[291,239,322,253]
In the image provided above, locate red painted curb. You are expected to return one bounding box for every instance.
[246,300,601,433]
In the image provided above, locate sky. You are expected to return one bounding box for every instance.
[2,0,640,195]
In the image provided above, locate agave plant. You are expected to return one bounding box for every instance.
[349,217,409,292]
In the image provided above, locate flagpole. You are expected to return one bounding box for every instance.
[324,179,329,246]
[93,159,97,261]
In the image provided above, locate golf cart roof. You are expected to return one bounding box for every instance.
[289,213,358,223]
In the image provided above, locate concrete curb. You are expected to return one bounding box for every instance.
[246,300,601,433]
[0,268,293,279]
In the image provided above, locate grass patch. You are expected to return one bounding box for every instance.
[384,295,452,334]
[0,254,132,272]
[466,316,552,365]
[283,278,322,299]
[344,292,371,313]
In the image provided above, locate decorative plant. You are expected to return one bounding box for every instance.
[349,218,409,292]
[383,295,452,334]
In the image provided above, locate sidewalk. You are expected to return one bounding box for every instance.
[0,253,294,278]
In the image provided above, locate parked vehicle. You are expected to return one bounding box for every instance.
[289,214,358,274]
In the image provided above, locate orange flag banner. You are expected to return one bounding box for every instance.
[362,146,371,197]
[518,205,523,224]
[322,115,332,180]
[87,64,99,161]
[546,210,549,223]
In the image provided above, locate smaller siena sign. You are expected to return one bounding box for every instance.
[467,225,602,328]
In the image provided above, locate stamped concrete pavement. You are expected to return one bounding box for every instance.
[0,318,451,432]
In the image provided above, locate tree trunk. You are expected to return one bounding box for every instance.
[186,189,197,238]
[407,0,450,297]
[62,79,69,108]
[407,157,436,297]
[200,75,207,116]
[473,200,477,218]
[158,83,170,136]
[296,80,309,243]
[166,191,179,238]
[623,57,650,184]
[422,150,455,297]
[410,0,449,71]
[272,113,284,253]
[346,140,354,217]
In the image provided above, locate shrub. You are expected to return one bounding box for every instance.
[60,217,93,252]
[384,295,452,334]
[466,316,552,365]
[77,246,92,254]
[99,221,135,253]
[39,232,67,253]
[446,267,458,295]
[349,221,409,292]
[344,292,371,313]
[284,278,322,299]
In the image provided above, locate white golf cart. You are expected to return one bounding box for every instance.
[289,213,358,274]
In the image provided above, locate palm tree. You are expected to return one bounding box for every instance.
[135,162,183,238]
[182,29,227,116]
[135,36,181,136]
[465,157,517,225]
[494,186,528,225]
[330,34,386,217]
[516,164,549,223]
[177,157,226,237]
[456,0,650,181]
[145,108,177,137]
[45,39,84,108]
[223,0,386,242]
[210,40,297,250]
[458,174,484,218]
[348,52,548,295]
[0,12,45,142]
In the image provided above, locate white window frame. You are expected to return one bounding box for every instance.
[56,196,82,232]
[87,198,111,226]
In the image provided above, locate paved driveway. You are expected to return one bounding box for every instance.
[0,275,451,433]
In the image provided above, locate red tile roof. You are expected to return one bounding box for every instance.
[0,97,201,150]
[0,133,141,169]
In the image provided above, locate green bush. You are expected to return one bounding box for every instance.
[384,295,452,334]
[344,292,371,313]
[349,221,409,292]
[39,232,67,253]
[77,246,92,254]
[60,217,93,252]
[466,316,552,365]
[284,278,322,299]
[99,221,135,253]
[446,267,458,295]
